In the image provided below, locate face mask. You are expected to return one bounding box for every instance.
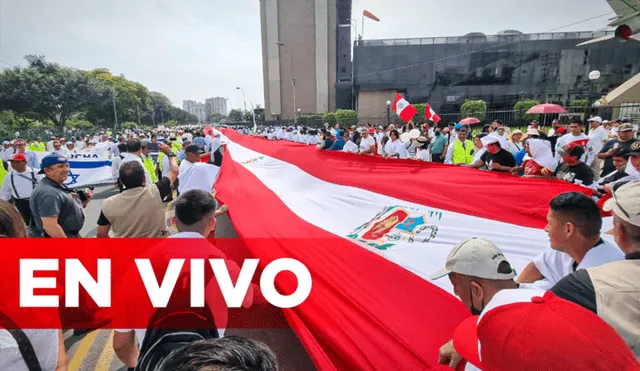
[468,281,484,315]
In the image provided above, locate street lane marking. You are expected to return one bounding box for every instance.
[68,330,98,371]
[96,331,115,370]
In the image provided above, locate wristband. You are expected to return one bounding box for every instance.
[166,152,175,157]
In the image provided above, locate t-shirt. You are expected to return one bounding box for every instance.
[480,149,516,171]
[555,162,594,186]
[29,177,85,237]
[342,141,358,153]
[359,136,376,153]
[386,139,408,159]
[588,126,609,154]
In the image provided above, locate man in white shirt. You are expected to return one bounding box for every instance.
[46,136,56,152]
[112,190,246,369]
[51,140,70,158]
[342,131,359,153]
[1,140,15,161]
[517,192,623,289]
[384,130,408,159]
[1,153,41,227]
[179,144,207,174]
[119,139,156,185]
[358,128,376,155]
[555,119,594,166]
[588,116,610,179]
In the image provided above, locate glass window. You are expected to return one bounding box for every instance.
[434,37,447,44]
[421,38,434,45]
[539,33,552,40]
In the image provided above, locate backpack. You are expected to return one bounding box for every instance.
[134,272,219,371]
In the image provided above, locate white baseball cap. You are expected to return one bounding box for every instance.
[588,116,603,124]
[603,180,640,228]
[430,238,516,280]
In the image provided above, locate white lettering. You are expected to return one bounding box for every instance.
[260,259,312,308]
[65,259,111,307]
[190,259,205,307]
[135,259,184,308]
[210,259,258,308]
[20,259,59,307]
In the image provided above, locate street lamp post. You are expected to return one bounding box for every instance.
[386,100,391,126]
[236,87,247,115]
[588,70,601,119]
[276,42,296,122]
[297,108,301,125]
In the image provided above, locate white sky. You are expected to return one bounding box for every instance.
[0,0,615,110]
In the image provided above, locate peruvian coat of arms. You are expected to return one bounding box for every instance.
[346,205,442,250]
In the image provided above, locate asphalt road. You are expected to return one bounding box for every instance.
[67,185,315,371]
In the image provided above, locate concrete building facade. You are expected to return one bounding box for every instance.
[205,97,228,117]
[260,0,351,120]
[182,100,206,122]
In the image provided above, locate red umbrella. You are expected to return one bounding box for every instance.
[459,117,481,125]
[526,103,567,114]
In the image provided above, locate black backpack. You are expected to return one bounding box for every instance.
[134,272,219,371]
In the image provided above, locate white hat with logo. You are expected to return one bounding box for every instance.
[430,238,516,280]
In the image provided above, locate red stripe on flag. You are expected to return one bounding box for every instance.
[220,130,591,230]
[215,149,470,370]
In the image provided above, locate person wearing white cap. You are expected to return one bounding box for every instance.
[588,116,609,179]
[429,237,528,369]
[551,181,640,360]
[1,140,15,162]
[465,135,516,172]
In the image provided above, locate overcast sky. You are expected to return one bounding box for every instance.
[0,0,614,110]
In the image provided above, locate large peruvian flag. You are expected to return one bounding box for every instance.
[392,93,417,123]
[214,129,602,370]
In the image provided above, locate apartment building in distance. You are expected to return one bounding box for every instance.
[205,97,228,117]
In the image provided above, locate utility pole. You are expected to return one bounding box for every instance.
[136,104,141,127]
[112,91,118,133]
[160,109,164,124]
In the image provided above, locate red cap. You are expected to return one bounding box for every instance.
[9,153,27,162]
[453,291,639,371]
[556,127,567,134]
[368,128,375,134]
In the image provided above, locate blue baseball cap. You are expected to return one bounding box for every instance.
[38,154,68,174]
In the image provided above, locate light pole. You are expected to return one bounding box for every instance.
[236,87,247,114]
[588,70,601,119]
[276,42,297,121]
[386,100,391,126]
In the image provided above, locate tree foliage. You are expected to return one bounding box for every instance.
[208,113,225,123]
[322,112,337,125]
[513,99,541,122]
[228,109,244,121]
[413,104,427,125]
[0,55,109,130]
[570,99,588,107]
[335,109,358,127]
[460,99,487,121]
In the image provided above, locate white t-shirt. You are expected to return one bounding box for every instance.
[342,141,359,153]
[532,240,624,288]
[1,167,41,201]
[0,330,59,371]
[386,139,408,159]
[359,136,376,153]
[414,148,431,161]
[588,126,609,154]
[555,133,594,165]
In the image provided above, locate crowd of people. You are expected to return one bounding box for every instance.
[0,118,639,370]
[252,116,640,195]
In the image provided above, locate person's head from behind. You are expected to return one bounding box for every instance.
[430,238,516,315]
[569,119,584,136]
[605,181,640,254]
[0,200,27,237]
[546,192,602,253]
[126,139,142,154]
[140,140,151,155]
[174,190,217,236]
[612,148,629,170]
[119,161,146,189]
[160,336,278,371]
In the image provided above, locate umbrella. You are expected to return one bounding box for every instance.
[526,104,567,114]
[459,117,481,125]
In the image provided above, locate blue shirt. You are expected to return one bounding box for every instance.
[328,138,345,151]
[431,135,447,154]
[25,151,38,169]
[193,137,206,149]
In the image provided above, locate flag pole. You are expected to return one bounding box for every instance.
[362,12,365,40]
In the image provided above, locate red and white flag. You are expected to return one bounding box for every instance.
[425,103,441,124]
[391,93,417,123]
[214,129,600,370]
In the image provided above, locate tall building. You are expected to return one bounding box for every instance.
[354,30,640,119]
[205,97,228,117]
[182,100,206,122]
[259,0,352,120]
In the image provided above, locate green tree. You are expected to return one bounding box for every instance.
[413,104,426,125]
[0,55,109,131]
[335,109,358,127]
[121,122,138,130]
[228,109,244,121]
[244,111,254,122]
[208,113,225,123]
[65,115,95,130]
[513,99,541,122]
[164,120,177,128]
[570,99,588,107]
[323,112,337,125]
[460,99,487,121]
